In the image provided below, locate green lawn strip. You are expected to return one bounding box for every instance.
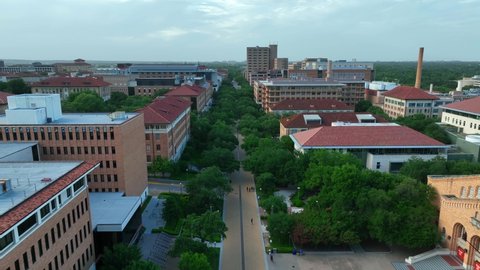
[141,195,152,213]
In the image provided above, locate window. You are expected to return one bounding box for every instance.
[112,146,116,154]
[67,188,72,198]
[51,228,55,244]
[73,179,85,192]
[18,215,37,236]
[45,233,50,250]
[23,252,29,269]
[112,161,116,168]
[376,162,381,169]
[31,245,37,263]
[38,239,43,256]
[0,231,14,251]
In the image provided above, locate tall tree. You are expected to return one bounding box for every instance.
[178,252,211,270]
[182,210,227,243]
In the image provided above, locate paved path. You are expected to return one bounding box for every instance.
[221,133,267,270]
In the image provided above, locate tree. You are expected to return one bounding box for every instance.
[169,236,209,257]
[179,252,211,270]
[399,157,432,183]
[267,212,294,244]
[62,91,107,112]
[200,147,239,173]
[260,195,288,214]
[148,157,174,176]
[255,172,276,196]
[186,166,232,213]
[355,100,372,112]
[162,194,186,225]
[182,210,227,243]
[125,260,160,270]
[5,79,31,94]
[101,244,142,270]
[367,106,390,120]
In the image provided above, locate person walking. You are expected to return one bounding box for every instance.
[251,218,253,224]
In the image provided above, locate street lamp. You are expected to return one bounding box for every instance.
[297,186,301,201]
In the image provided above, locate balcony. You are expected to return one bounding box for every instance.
[471,216,480,229]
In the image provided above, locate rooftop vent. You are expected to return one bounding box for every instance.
[41,177,52,183]
[109,111,127,121]
[0,179,12,194]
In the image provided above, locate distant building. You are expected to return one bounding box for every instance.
[274,58,288,70]
[100,75,129,95]
[0,91,13,114]
[0,159,98,270]
[245,44,278,84]
[441,96,480,135]
[427,174,480,269]
[0,94,148,198]
[31,77,111,101]
[382,86,438,119]
[364,81,399,106]
[270,98,354,115]
[290,124,449,173]
[280,112,385,136]
[456,75,480,91]
[53,59,93,74]
[138,96,191,162]
[253,79,345,112]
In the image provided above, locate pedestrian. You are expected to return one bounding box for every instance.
[250,218,253,224]
[270,253,273,262]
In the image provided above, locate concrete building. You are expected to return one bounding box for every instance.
[428,175,480,269]
[280,112,385,136]
[0,160,98,270]
[165,84,211,112]
[100,75,129,95]
[0,91,13,114]
[456,75,480,91]
[53,59,93,74]
[253,79,345,112]
[274,58,288,70]
[270,98,354,115]
[138,96,191,162]
[383,86,438,119]
[290,124,449,173]
[317,61,374,82]
[0,94,148,198]
[364,81,400,106]
[245,44,278,84]
[31,77,111,101]
[441,96,480,135]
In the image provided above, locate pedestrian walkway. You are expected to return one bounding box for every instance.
[221,133,267,270]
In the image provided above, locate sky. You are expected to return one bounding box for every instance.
[1,0,479,62]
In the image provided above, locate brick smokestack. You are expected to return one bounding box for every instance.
[415,47,424,89]
[326,60,333,81]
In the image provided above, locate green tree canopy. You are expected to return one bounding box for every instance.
[101,244,142,270]
[182,210,227,243]
[179,252,211,270]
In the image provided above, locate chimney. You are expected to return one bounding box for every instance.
[415,47,424,89]
[326,60,333,81]
[429,83,433,93]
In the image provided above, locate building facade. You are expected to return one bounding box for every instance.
[53,59,93,74]
[383,86,438,119]
[31,77,111,101]
[138,96,191,162]
[0,94,148,197]
[245,44,278,84]
[270,98,354,115]
[428,175,480,269]
[165,84,211,112]
[0,91,12,114]
[441,96,480,135]
[0,161,98,270]
[290,124,449,173]
[253,79,345,112]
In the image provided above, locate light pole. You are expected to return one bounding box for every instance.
[297,186,301,202]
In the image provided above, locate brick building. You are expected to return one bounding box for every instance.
[383,86,438,119]
[53,59,93,74]
[0,91,12,114]
[253,79,345,112]
[31,77,111,101]
[138,96,191,162]
[165,84,212,112]
[0,160,98,270]
[270,98,354,115]
[428,175,480,269]
[0,94,148,198]
[245,44,278,84]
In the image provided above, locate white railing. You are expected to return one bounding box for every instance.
[457,238,468,249]
[405,248,451,264]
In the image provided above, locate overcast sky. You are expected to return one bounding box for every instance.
[1,0,478,62]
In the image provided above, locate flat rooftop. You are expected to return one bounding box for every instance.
[0,112,139,125]
[260,79,345,87]
[0,142,37,159]
[0,161,82,215]
[89,192,141,232]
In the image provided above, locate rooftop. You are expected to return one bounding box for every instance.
[32,76,110,87]
[165,84,205,97]
[383,86,439,100]
[0,142,37,160]
[89,192,141,232]
[128,64,199,73]
[272,98,353,111]
[281,112,386,128]
[291,125,447,148]
[441,96,480,116]
[0,91,13,104]
[259,78,345,87]
[138,96,191,124]
[0,112,139,125]
[0,161,97,234]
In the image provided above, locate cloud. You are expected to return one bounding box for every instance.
[147,27,190,40]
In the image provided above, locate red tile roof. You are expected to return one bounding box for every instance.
[271,98,354,111]
[383,86,438,100]
[292,125,445,148]
[165,84,205,97]
[0,161,98,235]
[281,112,387,128]
[138,96,191,124]
[0,91,13,104]
[442,96,480,115]
[31,77,110,87]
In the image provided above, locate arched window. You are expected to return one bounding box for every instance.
[476,186,480,199]
[469,186,475,198]
[460,186,466,198]
[462,231,468,241]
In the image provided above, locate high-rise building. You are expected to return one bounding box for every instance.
[273,58,288,70]
[245,44,278,84]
